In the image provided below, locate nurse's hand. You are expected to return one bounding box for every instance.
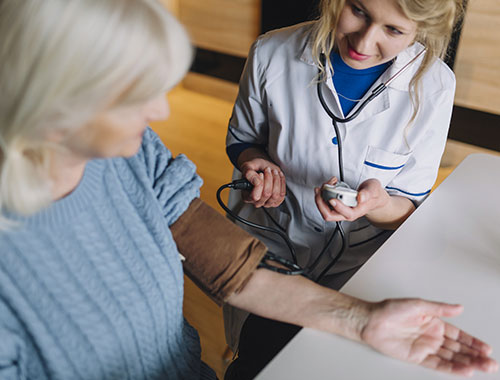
[315,177,389,222]
[239,156,286,208]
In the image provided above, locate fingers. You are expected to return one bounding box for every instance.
[420,326,499,375]
[314,178,378,222]
[314,187,367,222]
[326,176,338,186]
[416,302,498,374]
[417,300,463,318]
[314,187,345,222]
[279,170,286,198]
[444,324,493,356]
[245,171,262,190]
[421,354,475,377]
[421,349,498,376]
[259,168,274,207]
[357,191,366,204]
[331,198,363,220]
[243,167,285,208]
[442,337,480,357]
[242,171,263,203]
[265,168,286,207]
[269,168,284,205]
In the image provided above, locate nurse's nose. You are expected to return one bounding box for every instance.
[354,24,380,55]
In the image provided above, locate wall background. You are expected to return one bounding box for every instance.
[454,0,500,115]
[163,0,500,151]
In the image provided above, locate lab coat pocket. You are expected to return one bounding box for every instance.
[357,146,411,189]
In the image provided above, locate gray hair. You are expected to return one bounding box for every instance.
[0,0,192,224]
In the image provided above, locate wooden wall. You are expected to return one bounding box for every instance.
[169,0,500,115]
[160,0,178,15]
[160,0,259,101]
[162,0,500,146]
[177,0,260,58]
[161,0,260,57]
[454,0,500,115]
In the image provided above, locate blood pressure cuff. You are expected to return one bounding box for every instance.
[170,198,267,306]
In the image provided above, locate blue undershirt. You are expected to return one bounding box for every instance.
[226,52,391,168]
[330,51,391,116]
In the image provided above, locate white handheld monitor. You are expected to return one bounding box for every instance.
[321,182,358,207]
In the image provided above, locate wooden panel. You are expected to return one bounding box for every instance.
[159,0,179,16]
[179,0,260,57]
[454,0,500,115]
[151,87,234,211]
[183,72,239,103]
[440,138,500,169]
[150,87,236,378]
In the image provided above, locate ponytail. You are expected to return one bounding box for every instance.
[0,140,52,228]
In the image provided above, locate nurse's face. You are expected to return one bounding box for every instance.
[63,93,169,159]
[335,0,417,70]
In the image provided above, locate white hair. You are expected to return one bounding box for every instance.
[0,0,192,226]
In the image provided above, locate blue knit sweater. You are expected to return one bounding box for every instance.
[0,128,216,380]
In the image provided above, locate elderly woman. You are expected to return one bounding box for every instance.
[0,1,497,379]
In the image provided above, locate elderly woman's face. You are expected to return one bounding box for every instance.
[63,93,169,159]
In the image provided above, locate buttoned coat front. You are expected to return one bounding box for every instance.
[226,21,455,286]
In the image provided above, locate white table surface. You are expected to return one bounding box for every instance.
[256,153,500,380]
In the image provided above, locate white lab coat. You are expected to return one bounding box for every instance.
[224,21,455,350]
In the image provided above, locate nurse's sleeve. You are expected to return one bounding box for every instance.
[386,87,455,206]
[226,37,270,148]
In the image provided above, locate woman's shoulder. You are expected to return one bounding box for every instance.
[111,128,170,182]
[258,21,316,44]
[414,43,455,90]
[246,21,317,85]
[392,43,455,94]
[123,128,173,169]
[424,57,455,93]
[121,127,199,188]
[252,21,316,61]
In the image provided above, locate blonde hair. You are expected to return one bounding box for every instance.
[0,0,192,225]
[311,0,464,121]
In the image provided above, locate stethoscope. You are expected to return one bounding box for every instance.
[218,49,426,281]
[317,48,426,181]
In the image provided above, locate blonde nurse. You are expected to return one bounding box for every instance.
[224,0,464,377]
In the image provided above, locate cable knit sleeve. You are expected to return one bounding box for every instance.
[0,328,25,380]
[139,127,203,226]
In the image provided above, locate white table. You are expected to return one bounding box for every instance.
[256,153,500,380]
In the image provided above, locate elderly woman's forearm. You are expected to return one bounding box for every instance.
[226,268,371,342]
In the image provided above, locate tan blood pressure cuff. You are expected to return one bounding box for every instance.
[170,198,267,305]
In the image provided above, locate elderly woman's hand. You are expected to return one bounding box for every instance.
[361,298,498,376]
